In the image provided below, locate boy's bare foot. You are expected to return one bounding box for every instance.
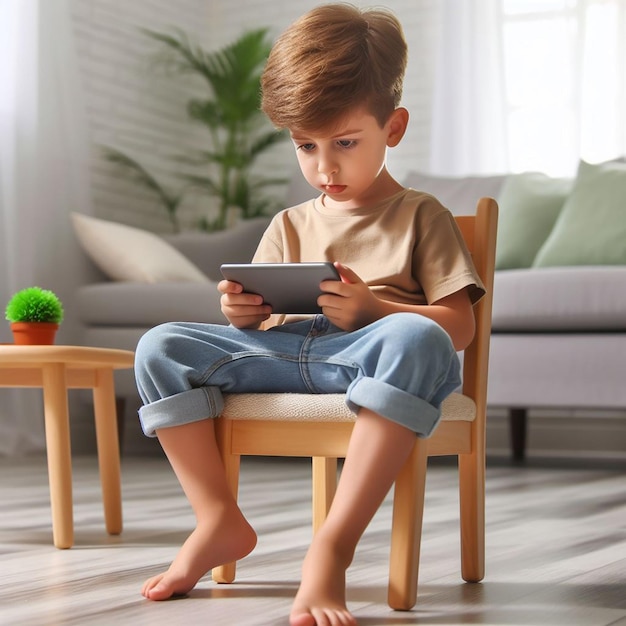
[141,511,257,601]
[289,537,357,626]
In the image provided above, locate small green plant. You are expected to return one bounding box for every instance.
[5,287,64,324]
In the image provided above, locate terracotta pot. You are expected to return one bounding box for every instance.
[10,322,59,345]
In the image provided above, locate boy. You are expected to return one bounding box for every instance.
[135,4,484,625]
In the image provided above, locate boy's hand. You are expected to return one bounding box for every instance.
[318,262,384,331]
[218,279,272,329]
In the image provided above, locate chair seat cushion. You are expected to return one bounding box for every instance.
[221,392,476,422]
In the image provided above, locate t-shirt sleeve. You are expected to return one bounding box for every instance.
[251,219,284,263]
[414,209,485,305]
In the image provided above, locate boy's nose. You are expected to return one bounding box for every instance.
[317,153,338,177]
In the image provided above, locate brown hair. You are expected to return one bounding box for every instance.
[261,3,407,133]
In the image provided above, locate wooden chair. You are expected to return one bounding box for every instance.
[213,197,498,610]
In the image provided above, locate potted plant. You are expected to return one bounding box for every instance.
[104,27,288,232]
[5,287,64,345]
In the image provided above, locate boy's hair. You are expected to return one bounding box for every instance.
[261,3,407,133]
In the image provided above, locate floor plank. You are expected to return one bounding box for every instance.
[0,455,624,625]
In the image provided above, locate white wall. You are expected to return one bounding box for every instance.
[71,0,214,232]
[72,0,439,232]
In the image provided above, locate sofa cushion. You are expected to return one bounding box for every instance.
[533,159,626,267]
[76,282,225,327]
[164,217,270,282]
[495,172,572,270]
[492,266,626,331]
[403,171,507,215]
[72,213,209,283]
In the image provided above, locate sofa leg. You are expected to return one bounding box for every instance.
[510,408,527,463]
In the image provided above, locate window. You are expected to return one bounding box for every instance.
[501,0,625,175]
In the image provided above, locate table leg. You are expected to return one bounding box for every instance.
[42,363,74,549]
[93,368,123,535]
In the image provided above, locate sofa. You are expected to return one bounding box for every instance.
[74,158,626,460]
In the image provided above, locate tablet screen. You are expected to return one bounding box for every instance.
[220,262,340,314]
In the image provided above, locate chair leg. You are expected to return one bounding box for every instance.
[458,449,485,583]
[387,437,428,611]
[312,457,337,534]
[212,419,242,584]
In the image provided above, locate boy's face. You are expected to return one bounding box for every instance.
[289,107,407,210]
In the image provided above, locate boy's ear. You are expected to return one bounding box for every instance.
[386,107,409,147]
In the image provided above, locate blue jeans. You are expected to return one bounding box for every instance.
[135,313,461,438]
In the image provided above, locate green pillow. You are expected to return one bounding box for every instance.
[495,172,571,269]
[533,160,626,267]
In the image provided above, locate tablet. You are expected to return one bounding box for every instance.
[220,262,340,314]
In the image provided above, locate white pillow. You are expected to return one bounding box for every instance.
[72,213,210,283]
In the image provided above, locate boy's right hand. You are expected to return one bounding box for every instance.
[218,279,272,329]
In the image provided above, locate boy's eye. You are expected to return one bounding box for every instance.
[337,139,357,149]
[298,143,316,152]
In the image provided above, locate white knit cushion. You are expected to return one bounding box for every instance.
[221,392,475,422]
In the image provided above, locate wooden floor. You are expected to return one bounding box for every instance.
[1,454,625,626]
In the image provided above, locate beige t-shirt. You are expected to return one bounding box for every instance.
[252,188,485,327]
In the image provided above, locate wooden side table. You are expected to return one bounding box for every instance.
[0,345,135,549]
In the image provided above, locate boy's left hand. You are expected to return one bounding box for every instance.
[318,262,383,331]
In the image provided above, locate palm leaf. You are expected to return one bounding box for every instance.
[249,129,289,159]
[103,147,182,231]
[178,173,221,196]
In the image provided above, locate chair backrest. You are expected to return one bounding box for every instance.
[454,197,498,419]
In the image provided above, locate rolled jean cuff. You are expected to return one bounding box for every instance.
[138,387,224,437]
[345,377,441,438]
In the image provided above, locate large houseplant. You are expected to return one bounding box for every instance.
[5,286,64,345]
[105,28,287,232]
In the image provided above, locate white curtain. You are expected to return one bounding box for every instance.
[429,0,508,176]
[572,0,626,168]
[0,0,95,456]
[430,0,626,177]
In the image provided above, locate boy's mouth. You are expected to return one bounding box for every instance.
[323,184,347,194]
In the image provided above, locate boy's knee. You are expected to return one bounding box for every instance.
[378,313,452,353]
[369,314,456,379]
[135,323,182,369]
[410,314,453,352]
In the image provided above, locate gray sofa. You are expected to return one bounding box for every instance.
[76,166,626,460]
[404,167,626,460]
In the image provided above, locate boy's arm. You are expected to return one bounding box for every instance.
[319,263,475,351]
